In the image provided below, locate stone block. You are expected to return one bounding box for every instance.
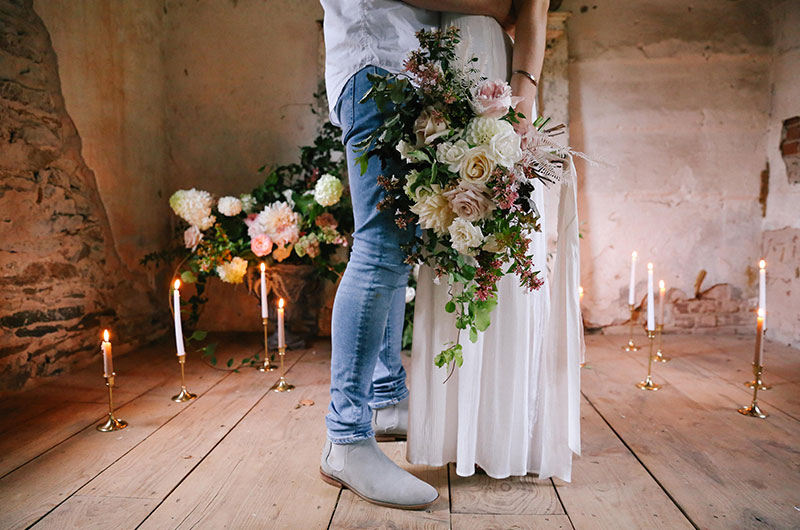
[696,314,717,328]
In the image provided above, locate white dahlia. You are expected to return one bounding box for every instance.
[465,116,514,147]
[169,188,216,230]
[216,256,248,284]
[314,174,344,207]
[247,201,301,248]
[217,196,243,216]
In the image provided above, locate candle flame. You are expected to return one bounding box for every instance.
[174,278,181,290]
[578,285,584,297]
[647,262,653,271]
[260,262,266,273]
[759,259,766,270]
[632,251,638,259]
[757,307,765,318]
[103,329,110,342]
[278,298,285,309]
[659,280,665,290]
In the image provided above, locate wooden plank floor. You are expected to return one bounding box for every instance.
[0,332,797,529]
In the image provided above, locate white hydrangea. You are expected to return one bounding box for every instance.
[314,174,344,207]
[169,188,216,230]
[239,194,257,214]
[216,256,248,284]
[217,196,243,216]
[465,116,514,147]
[448,217,484,256]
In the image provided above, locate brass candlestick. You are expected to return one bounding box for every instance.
[97,374,128,432]
[745,319,770,390]
[652,324,670,363]
[738,364,769,418]
[744,367,771,391]
[258,318,277,372]
[636,329,661,391]
[270,346,295,392]
[172,355,197,402]
[622,304,640,352]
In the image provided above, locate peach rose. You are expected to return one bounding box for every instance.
[250,234,273,257]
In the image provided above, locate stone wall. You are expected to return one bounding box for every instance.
[0,0,165,391]
[561,0,774,334]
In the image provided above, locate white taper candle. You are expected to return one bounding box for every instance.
[173,279,186,356]
[628,251,638,306]
[277,298,285,348]
[260,263,268,320]
[758,259,766,325]
[646,263,655,331]
[658,280,666,327]
[101,329,113,377]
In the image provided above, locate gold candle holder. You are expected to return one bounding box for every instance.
[738,364,769,418]
[652,324,670,363]
[636,329,661,391]
[172,355,197,402]
[622,304,640,352]
[258,318,277,372]
[97,374,128,432]
[270,346,295,392]
[744,316,770,390]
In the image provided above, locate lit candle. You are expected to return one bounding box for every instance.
[173,279,186,356]
[628,251,638,306]
[754,308,765,366]
[101,329,113,377]
[646,263,655,331]
[260,263,268,320]
[579,285,584,301]
[658,280,666,327]
[758,259,766,323]
[277,298,286,349]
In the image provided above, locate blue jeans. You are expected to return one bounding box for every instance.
[326,66,413,444]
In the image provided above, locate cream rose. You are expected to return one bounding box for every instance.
[410,188,455,236]
[448,218,484,256]
[414,106,449,145]
[489,128,523,168]
[442,181,495,222]
[459,146,496,185]
[436,139,470,173]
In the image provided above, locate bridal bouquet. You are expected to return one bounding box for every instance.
[359,27,575,370]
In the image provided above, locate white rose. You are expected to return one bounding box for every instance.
[482,233,504,253]
[489,128,523,168]
[217,196,243,216]
[405,286,416,304]
[397,139,415,162]
[448,218,484,256]
[436,139,470,173]
[409,188,455,236]
[459,145,496,185]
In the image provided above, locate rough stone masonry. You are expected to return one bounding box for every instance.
[0,0,165,391]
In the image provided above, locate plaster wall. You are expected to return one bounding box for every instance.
[561,0,774,328]
[34,0,171,272]
[762,0,800,347]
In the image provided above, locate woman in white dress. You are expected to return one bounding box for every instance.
[407,1,583,482]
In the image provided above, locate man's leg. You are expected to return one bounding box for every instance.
[321,66,437,509]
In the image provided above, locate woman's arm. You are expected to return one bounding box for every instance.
[402,0,514,28]
[509,0,550,124]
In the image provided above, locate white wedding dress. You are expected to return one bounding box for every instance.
[407,14,583,481]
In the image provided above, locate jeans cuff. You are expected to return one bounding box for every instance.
[328,429,375,445]
[370,386,409,410]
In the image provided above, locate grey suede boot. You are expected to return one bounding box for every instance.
[320,437,438,509]
[372,398,408,442]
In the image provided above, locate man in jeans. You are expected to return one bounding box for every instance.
[319,0,513,509]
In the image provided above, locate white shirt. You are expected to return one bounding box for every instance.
[320,0,439,126]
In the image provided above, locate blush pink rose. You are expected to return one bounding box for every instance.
[472,80,522,119]
[250,234,273,257]
[443,181,495,222]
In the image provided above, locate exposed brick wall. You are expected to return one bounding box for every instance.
[780,116,800,184]
[0,0,165,391]
[668,284,753,335]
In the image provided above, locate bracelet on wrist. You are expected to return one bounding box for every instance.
[512,69,538,87]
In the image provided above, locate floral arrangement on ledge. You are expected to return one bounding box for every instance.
[143,95,351,367]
